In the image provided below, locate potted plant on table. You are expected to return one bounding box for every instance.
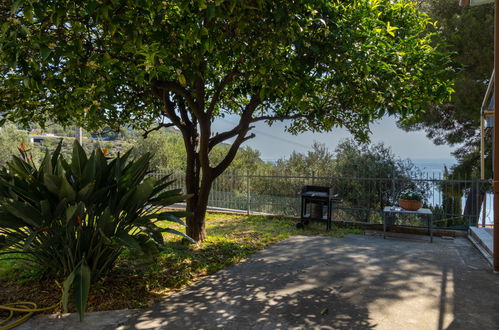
[399,190,423,211]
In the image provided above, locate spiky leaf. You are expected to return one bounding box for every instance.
[74,261,91,321]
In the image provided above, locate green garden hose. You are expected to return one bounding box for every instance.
[0,301,59,329]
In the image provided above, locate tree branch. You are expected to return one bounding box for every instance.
[250,113,308,123]
[241,133,256,143]
[212,132,256,178]
[152,80,202,119]
[208,95,261,150]
[176,96,193,127]
[152,86,182,129]
[195,73,205,113]
[209,125,255,151]
[142,122,175,138]
[207,70,239,116]
[212,95,261,178]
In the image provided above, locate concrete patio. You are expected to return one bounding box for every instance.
[20,232,499,329]
[469,226,494,265]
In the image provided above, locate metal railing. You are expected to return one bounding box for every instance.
[152,171,493,230]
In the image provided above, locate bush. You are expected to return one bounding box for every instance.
[0,141,192,319]
[399,190,423,201]
[331,140,428,222]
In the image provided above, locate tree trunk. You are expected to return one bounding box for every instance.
[152,84,260,242]
[186,203,207,242]
[185,164,213,242]
[186,186,211,242]
[463,182,485,227]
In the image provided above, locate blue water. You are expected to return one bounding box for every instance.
[412,158,457,177]
[409,159,492,226]
[412,159,493,226]
[263,157,493,224]
[261,158,458,174]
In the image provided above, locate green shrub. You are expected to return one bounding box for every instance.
[399,190,423,201]
[0,141,192,319]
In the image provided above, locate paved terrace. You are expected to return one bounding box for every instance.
[21,233,499,329]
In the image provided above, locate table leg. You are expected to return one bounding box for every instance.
[327,200,332,231]
[300,197,305,221]
[429,215,433,243]
[383,212,386,239]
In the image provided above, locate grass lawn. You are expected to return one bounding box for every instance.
[0,213,361,313]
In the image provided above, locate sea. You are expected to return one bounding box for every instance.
[263,157,493,225]
[261,158,458,176]
[411,158,457,177]
[413,158,493,226]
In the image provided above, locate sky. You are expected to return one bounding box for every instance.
[211,114,457,163]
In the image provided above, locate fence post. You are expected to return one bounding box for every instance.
[246,170,251,215]
[391,172,396,205]
[482,180,487,227]
[474,180,481,227]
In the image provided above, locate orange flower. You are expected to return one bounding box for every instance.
[102,148,109,155]
[20,140,26,152]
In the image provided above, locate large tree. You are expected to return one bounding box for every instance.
[399,0,494,177]
[397,0,493,223]
[0,0,453,241]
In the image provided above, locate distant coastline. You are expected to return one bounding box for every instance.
[411,158,457,176]
[262,157,458,176]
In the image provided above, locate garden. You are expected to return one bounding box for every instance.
[0,0,487,328]
[0,168,361,313]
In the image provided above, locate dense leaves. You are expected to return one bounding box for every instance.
[399,0,493,178]
[331,140,426,221]
[0,0,453,136]
[133,129,265,172]
[0,122,30,166]
[0,141,192,319]
[399,190,423,201]
[0,0,454,241]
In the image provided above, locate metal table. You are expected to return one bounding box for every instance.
[382,206,433,242]
[298,186,340,231]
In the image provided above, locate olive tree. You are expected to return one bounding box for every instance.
[0,0,453,241]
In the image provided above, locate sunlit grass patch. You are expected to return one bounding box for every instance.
[0,213,361,313]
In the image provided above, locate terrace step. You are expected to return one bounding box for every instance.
[468,226,493,266]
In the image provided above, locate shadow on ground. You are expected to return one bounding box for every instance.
[120,232,499,330]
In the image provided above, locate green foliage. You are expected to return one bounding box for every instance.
[236,140,427,222]
[275,142,335,177]
[133,129,186,171]
[0,212,362,312]
[400,0,493,177]
[247,142,336,209]
[0,122,30,166]
[0,0,453,136]
[0,0,455,241]
[0,141,192,319]
[29,122,76,138]
[134,129,266,172]
[332,139,426,221]
[399,190,422,201]
[211,145,265,173]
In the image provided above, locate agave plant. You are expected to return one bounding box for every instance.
[0,140,192,320]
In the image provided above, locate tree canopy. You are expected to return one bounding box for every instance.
[2,0,452,136]
[0,0,454,241]
[399,0,493,177]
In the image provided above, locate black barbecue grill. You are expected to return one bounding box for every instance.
[297,185,341,231]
